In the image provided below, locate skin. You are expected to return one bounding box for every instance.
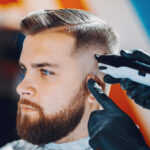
[16,29,105,143]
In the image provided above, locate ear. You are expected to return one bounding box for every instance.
[86,75,97,104]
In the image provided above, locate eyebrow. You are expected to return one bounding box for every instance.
[19,62,60,69]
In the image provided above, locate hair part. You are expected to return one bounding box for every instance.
[20,9,119,54]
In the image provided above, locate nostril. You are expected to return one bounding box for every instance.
[18,87,36,97]
[22,92,30,95]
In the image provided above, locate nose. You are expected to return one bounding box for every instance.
[16,77,36,97]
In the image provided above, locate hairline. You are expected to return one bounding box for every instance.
[23,26,93,57]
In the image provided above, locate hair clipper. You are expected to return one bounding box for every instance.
[96,54,150,86]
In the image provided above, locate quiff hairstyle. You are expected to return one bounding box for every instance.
[20,9,119,54]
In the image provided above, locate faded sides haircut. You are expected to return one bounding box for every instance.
[20,9,119,54]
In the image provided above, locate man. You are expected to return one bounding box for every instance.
[1,9,118,150]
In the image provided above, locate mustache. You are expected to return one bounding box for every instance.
[18,99,42,111]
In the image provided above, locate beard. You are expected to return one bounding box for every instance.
[16,79,88,145]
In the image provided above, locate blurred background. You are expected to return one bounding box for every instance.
[0,0,149,147]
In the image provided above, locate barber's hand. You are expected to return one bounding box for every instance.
[87,79,149,150]
[97,49,150,110]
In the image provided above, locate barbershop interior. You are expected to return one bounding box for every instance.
[0,0,149,148]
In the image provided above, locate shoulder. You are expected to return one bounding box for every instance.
[0,139,38,150]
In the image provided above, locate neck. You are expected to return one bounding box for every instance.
[55,122,89,144]
[55,103,91,144]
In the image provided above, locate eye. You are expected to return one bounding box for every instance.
[17,65,26,83]
[40,69,53,76]
[18,65,26,74]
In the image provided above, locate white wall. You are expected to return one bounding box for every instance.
[87,0,150,53]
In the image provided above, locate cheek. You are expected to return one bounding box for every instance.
[37,83,75,115]
[35,69,83,115]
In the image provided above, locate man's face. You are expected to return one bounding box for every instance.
[16,30,89,144]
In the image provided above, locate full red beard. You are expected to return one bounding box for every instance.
[16,79,88,145]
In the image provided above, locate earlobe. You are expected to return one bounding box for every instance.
[86,75,104,110]
[88,93,96,103]
[86,74,97,104]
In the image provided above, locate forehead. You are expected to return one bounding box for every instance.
[20,30,75,64]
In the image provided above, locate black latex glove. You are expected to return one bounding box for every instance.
[87,79,149,150]
[96,49,150,110]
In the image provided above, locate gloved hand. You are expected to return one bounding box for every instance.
[87,79,149,150]
[96,49,150,110]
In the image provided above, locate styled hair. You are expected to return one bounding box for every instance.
[20,9,119,54]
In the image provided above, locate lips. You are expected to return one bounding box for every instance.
[20,104,36,111]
